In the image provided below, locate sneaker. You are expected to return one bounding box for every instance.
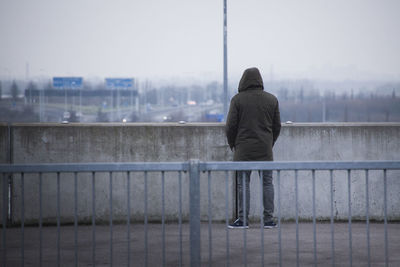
[228,219,249,229]
[264,221,277,229]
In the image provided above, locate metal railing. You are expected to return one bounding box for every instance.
[1,160,400,266]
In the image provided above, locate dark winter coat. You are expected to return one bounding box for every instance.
[225,67,281,161]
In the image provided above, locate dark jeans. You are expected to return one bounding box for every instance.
[237,170,274,223]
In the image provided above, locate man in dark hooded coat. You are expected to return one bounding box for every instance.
[226,67,281,228]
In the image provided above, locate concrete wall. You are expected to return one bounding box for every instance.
[256,123,400,221]
[0,123,9,164]
[1,123,400,224]
[0,123,10,224]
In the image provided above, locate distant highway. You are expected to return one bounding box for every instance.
[23,101,224,123]
[139,103,223,122]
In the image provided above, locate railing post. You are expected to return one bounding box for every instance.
[189,159,201,267]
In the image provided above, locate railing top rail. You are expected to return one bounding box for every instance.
[0,162,190,173]
[200,160,400,171]
[1,160,399,174]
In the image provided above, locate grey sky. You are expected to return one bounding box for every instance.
[1,0,399,82]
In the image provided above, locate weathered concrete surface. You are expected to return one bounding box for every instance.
[252,123,400,221]
[2,222,400,266]
[275,123,400,161]
[0,123,10,224]
[8,123,233,225]
[0,123,9,164]
[2,123,400,224]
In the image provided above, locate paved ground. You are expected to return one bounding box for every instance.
[2,222,400,266]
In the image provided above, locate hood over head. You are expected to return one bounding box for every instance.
[238,67,264,92]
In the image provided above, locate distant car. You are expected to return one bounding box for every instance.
[63,111,71,119]
[163,115,172,122]
[62,111,71,122]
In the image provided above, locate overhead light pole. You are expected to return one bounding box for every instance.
[223,0,228,120]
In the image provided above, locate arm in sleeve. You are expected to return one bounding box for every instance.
[225,99,238,150]
[272,100,281,146]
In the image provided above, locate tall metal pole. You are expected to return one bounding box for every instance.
[223,0,228,120]
[39,89,43,122]
[117,88,120,121]
[111,87,114,122]
[64,86,67,113]
[79,88,82,122]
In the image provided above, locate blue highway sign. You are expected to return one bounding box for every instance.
[53,77,83,89]
[105,78,134,89]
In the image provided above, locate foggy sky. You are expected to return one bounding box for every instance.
[1,0,399,82]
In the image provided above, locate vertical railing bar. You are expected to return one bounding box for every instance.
[295,170,299,267]
[162,171,166,267]
[225,170,230,267]
[127,171,131,267]
[21,172,25,267]
[383,169,388,267]
[189,160,201,267]
[260,170,264,267]
[365,170,370,267]
[57,172,60,267]
[235,171,238,224]
[242,171,247,267]
[207,171,212,267]
[178,171,183,267]
[347,169,353,267]
[329,170,335,267]
[92,171,96,267]
[144,171,148,267]
[312,170,317,266]
[2,173,7,267]
[8,174,11,236]
[277,170,282,267]
[39,172,43,267]
[74,172,78,267]
[109,172,113,267]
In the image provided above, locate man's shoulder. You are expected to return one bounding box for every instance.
[261,91,279,103]
[233,90,278,102]
[231,93,241,103]
[262,91,277,98]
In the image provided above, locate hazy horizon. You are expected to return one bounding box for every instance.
[1,0,400,83]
